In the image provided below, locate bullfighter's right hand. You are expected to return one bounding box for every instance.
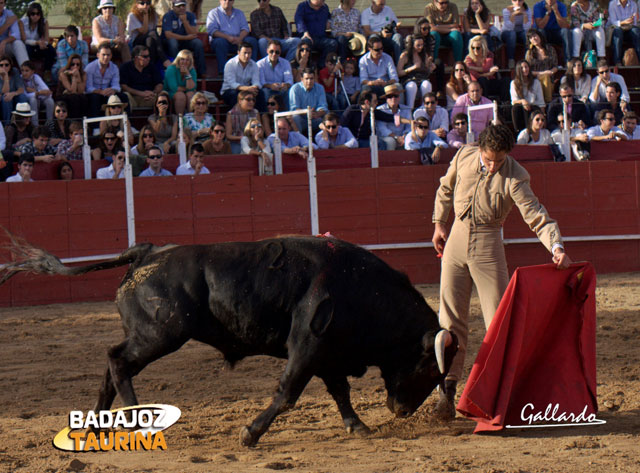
[432,223,448,256]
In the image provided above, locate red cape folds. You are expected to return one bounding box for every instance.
[457,262,597,433]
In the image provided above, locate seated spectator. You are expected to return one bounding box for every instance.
[424,0,463,62]
[375,83,411,150]
[340,90,401,149]
[163,49,197,115]
[590,59,630,109]
[261,93,299,136]
[58,160,74,180]
[257,39,293,112]
[561,58,592,104]
[5,103,34,158]
[139,145,172,176]
[621,111,640,140]
[413,92,448,139]
[45,101,70,147]
[92,0,131,63]
[92,127,122,161]
[132,124,159,155]
[56,120,84,160]
[315,112,357,148]
[608,0,640,66]
[19,3,55,77]
[56,54,88,120]
[6,153,34,182]
[250,0,300,62]
[99,95,134,141]
[161,1,205,78]
[359,35,398,98]
[451,81,494,139]
[220,41,260,107]
[510,59,545,131]
[550,112,590,160]
[404,116,448,164]
[361,0,403,62]
[267,116,313,158]
[206,0,258,75]
[127,0,169,68]
[397,34,435,109]
[570,0,605,60]
[502,0,533,69]
[226,90,259,153]
[149,91,178,153]
[517,109,552,144]
[330,0,361,62]
[120,45,163,110]
[290,42,312,83]
[21,60,53,125]
[547,83,589,130]
[465,35,508,101]
[96,147,126,179]
[85,44,129,120]
[184,92,215,143]
[241,118,273,174]
[203,123,232,154]
[53,25,89,80]
[0,0,27,67]
[318,53,348,111]
[525,28,558,103]
[445,61,471,111]
[462,0,497,53]
[17,125,57,162]
[592,82,625,124]
[447,112,472,148]
[533,0,572,63]
[176,143,210,175]
[587,109,627,141]
[0,57,27,122]
[294,0,338,68]
[342,58,360,105]
[288,68,328,134]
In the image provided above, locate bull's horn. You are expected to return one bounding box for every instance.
[435,330,452,374]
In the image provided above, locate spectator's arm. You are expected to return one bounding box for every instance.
[294,3,307,34]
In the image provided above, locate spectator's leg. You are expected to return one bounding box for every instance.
[630,27,640,64]
[572,27,584,58]
[163,37,180,62]
[278,89,290,110]
[222,89,239,107]
[314,36,338,68]
[258,37,270,59]
[211,38,232,75]
[43,96,55,122]
[611,28,623,64]
[501,30,516,62]
[293,114,306,135]
[391,33,403,62]
[230,141,241,154]
[381,136,396,150]
[448,31,464,62]
[173,91,187,115]
[6,40,29,66]
[560,27,574,63]
[336,34,349,62]
[187,38,207,77]
[1,95,11,122]
[27,94,38,126]
[594,26,606,58]
[256,87,270,113]
[325,92,338,111]
[419,80,432,102]
[404,81,418,108]
[281,37,301,62]
[430,31,442,60]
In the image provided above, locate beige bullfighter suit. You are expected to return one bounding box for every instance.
[433,145,564,381]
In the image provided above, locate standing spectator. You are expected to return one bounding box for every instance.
[220,41,260,107]
[314,112,357,148]
[464,35,508,101]
[0,0,27,67]
[375,83,412,150]
[0,57,27,122]
[424,0,463,62]
[56,54,88,120]
[290,41,312,82]
[570,0,605,60]
[547,83,589,130]
[92,0,131,63]
[361,0,403,62]
[250,0,300,62]
[91,127,122,161]
[184,92,215,143]
[17,125,57,162]
[516,109,552,143]
[203,123,232,154]
[294,0,338,69]
[525,29,558,103]
[96,148,125,178]
[149,91,178,153]
[462,0,496,53]
[53,25,89,80]
[451,81,494,138]
[359,35,398,97]
[206,0,258,75]
[502,0,533,69]
[85,44,129,119]
[621,111,640,139]
[226,89,259,153]
[139,145,172,176]
[127,0,169,68]
[241,118,273,174]
[445,61,471,110]
[404,116,448,165]
[397,34,435,108]
[590,59,630,107]
[6,153,34,182]
[447,112,471,148]
[561,58,592,104]
[176,143,210,175]
[163,0,206,76]
[120,45,163,110]
[330,0,361,62]
[587,108,627,140]
[510,59,544,131]
[413,92,449,138]
[20,60,53,125]
[163,49,197,115]
[19,3,55,77]
[608,0,640,66]
[533,0,573,63]
[56,121,84,160]
[45,101,70,147]
[257,39,293,112]
[289,68,328,134]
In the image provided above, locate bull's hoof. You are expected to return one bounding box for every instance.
[433,397,456,421]
[346,421,371,436]
[239,426,257,447]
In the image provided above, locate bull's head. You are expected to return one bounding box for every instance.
[384,329,458,418]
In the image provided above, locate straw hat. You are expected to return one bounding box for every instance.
[381,83,404,98]
[101,95,127,111]
[348,32,367,57]
[12,102,35,117]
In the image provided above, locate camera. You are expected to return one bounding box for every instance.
[382,21,397,35]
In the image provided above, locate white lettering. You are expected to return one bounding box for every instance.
[84,411,99,429]
[519,403,600,426]
[152,409,166,428]
[521,403,535,424]
[99,411,113,428]
[138,410,152,428]
[69,411,84,429]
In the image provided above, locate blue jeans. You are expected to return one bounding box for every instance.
[382,33,403,62]
[210,37,258,74]
[258,37,301,62]
[305,36,338,68]
[501,30,527,60]
[358,136,386,150]
[611,26,640,64]
[541,28,572,63]
[293,114,323,136]
[430,30,463,61]
[257,88,289,113]
[1,93,27,122]
[163,37,206,76]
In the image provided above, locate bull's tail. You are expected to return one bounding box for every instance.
[0,229,155,286]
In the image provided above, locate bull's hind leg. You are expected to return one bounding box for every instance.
[320,375,371,435]
[94,363,118,412]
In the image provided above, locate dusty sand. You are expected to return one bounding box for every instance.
[1,272,639,473]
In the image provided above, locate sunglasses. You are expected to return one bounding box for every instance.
[143,133,154,138]
[138,0,150,4]
[267,101,277,106]
[28,11,40,16]
[71,62,81,66]
[157,100,168,105]
[455,68,465,72]
[213,129,225,133]
[598,70,608,75]
[268,50,281,55]
[454,121,467,126]
[416,125,429,129]
[250,123,262,128]
[300,48,310,52]
[243,97,256,102]
[149,154,162,159]
[424,101,436,105]
[0,63,10,67]
[387,94,400,98]
[195,101,207,105]
[372,47,383,52]
[471,46,481,50]
[325,125,337,129]
[104,136,116,141]
[560,95,571,98]
[603,117,615,121]
[138,54,150,59]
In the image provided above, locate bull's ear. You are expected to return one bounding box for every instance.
[310,297,334,337]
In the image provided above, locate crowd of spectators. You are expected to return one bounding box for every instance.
[1,0,640,182]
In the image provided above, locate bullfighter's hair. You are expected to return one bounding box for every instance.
[478,124,515,153]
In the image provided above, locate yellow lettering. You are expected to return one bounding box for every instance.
[69,431,85,450]
[99,431,114,451]
[136,431,152,450]
[151,432,167,450]
[115,431,129,450]
[84,433,99,451]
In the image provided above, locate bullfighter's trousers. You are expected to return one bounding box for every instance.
[438,218,510,382]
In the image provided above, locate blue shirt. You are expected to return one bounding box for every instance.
[267,131,312,150]
[257,57,293,87]
[314,126,357,149]
[85,60,121,92]
[289,82,328,112]
[533,0,567,31]
[221,56,260,94]
[295,1,331,38]
[54,38,89,76]
[0,9,19,42]
[358,52,398,83]
[206,6,250,37]
[162,10,197,37]
[608,0,639,27]
[139,167,173,177]
[404,131,448,150]
[375,103,412,137]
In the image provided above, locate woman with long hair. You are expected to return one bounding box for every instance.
[163,49,197,115]
[132,124,159,155]
[570,0,605,60]
[203,123,232,155]
[241,118,273,175]
[510,59,544,130]
[561,58,592,104]
[126,0,169,67]
[56,53,88,119]
[464,35,508,101]
[501,0,532,69]
[99,95,134,141]
[516,109,552,144]
[44,101,71,147]
[291,42,313,83]
[261,94,299,136]
[525,29,558,103]
[226,90,259,154]
[148,91,178,154]
[19,2,55,75]
[462,0,496,52]
[184,92,215,144]
[397,34,434,108]
[91,126,122,161]
[91,0,130,62]
[58,161,74,180]
[446,61,472,110]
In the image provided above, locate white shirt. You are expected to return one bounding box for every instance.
[176,161,211,175]
[360,6,398,33]
[413,105,450,131]
[6,173,32,182]
[96,163,125,179]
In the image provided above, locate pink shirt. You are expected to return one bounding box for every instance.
[451,95,493,138]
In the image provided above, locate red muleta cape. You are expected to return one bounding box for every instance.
[457,262,597,432]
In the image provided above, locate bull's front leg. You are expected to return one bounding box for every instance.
[321,375,371,435]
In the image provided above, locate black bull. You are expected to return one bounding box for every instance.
[0,234,457,446]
